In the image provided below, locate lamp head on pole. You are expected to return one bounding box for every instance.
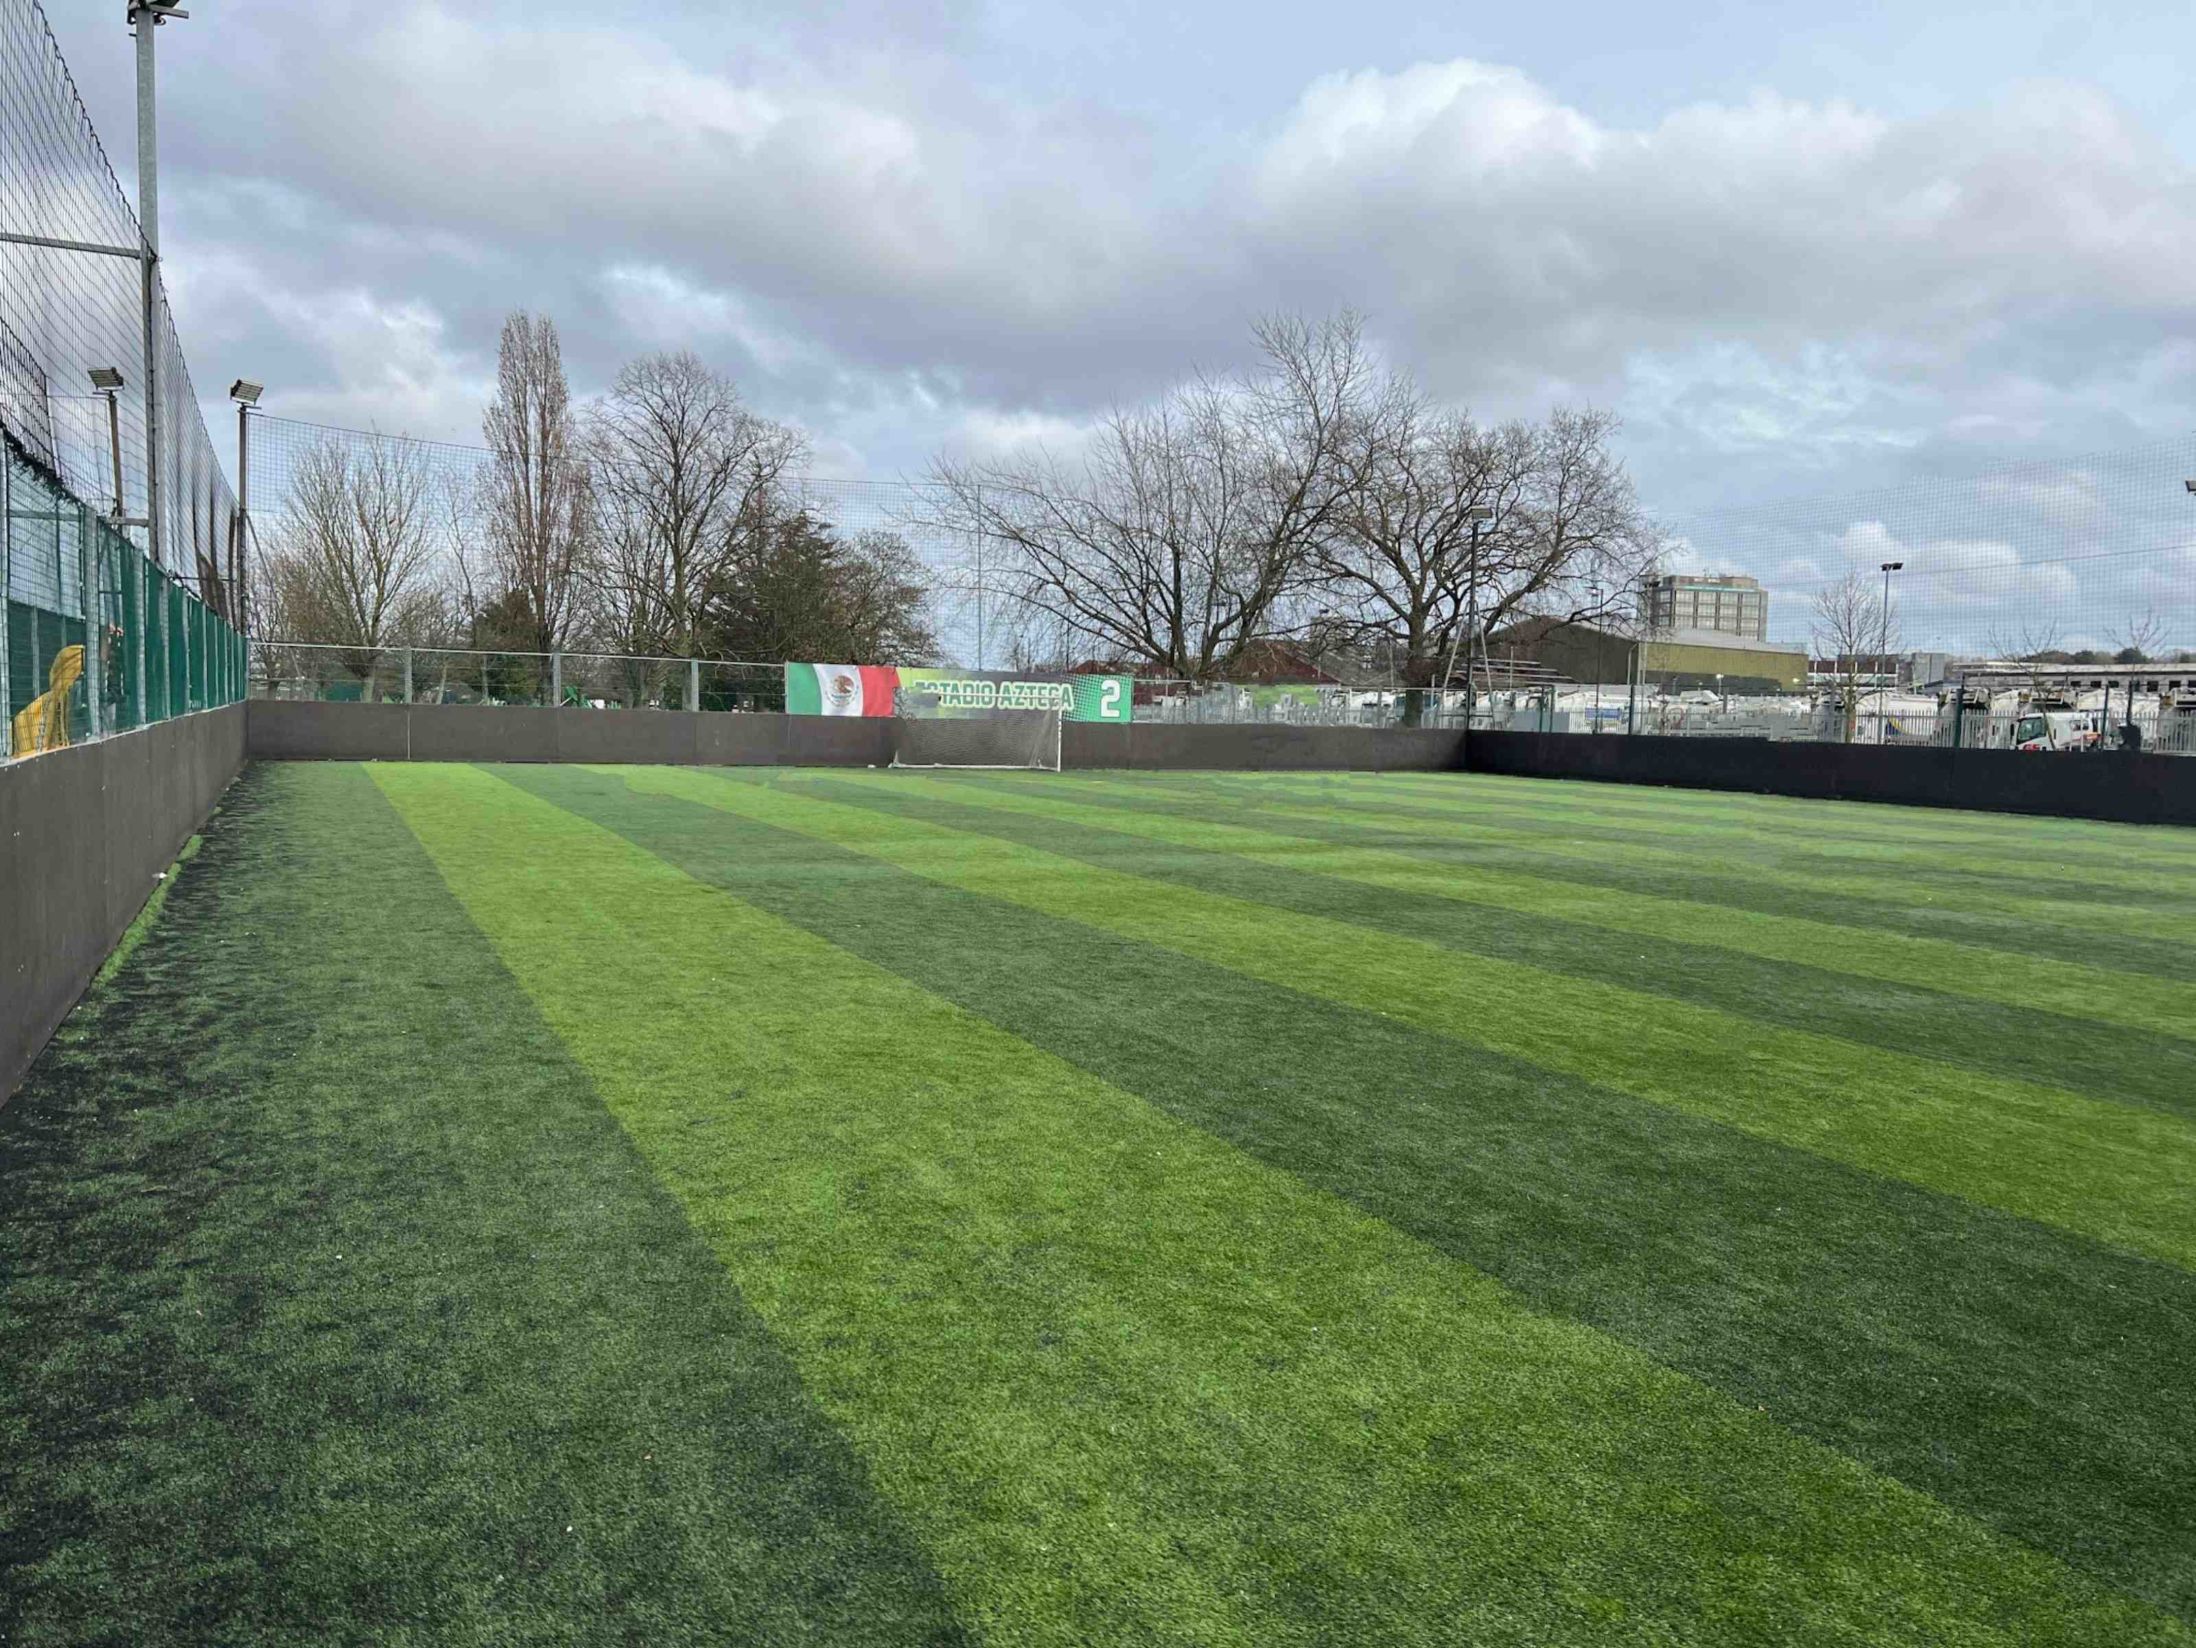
[88,366,125,393]
[229,379,263,407]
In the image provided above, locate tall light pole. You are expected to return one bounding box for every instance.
[1878,559,1903,744]
[130,1,188,577]
[230,380,261,632]
[1435,505,1494,734]
[88,369,127,519]
[1588,582,1605,733]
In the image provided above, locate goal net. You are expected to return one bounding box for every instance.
[891,710,1063,771]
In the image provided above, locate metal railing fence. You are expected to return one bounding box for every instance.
[5,440,246,757]
[252,641,788,713]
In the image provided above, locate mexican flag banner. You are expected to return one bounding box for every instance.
[784,663,900,716]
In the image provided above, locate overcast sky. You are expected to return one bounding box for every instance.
[49,0,2196,650]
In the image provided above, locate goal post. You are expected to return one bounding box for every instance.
[891,710,1063,772]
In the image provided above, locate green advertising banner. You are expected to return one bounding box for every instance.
[783,665,1133,719]
[893,668,1133,722]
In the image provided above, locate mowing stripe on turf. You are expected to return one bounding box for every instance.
[1051,771,2196,944]
[874,777,2196,1117]
[0,764,972,1647]
[901,773,2196,1090]
[632,768,2196,1271]
[1025,770,2196,981]
[519,762,2196,1623]
[1087,768,2196,902]
[377,761,2186,1647]
[1233,767,2196,866]
[1101,767,2196,898]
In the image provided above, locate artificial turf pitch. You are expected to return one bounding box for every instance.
[2,764,2193,1646]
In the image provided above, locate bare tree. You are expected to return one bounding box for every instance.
[259,434,443,697]
[1309,390,1651,720]
[585,351,805,658]
[2116,609,2165,664]
[481,312,592,652]
[1812,571,1898,742]
[1983,620,2069,736]
[926,313,1370,681]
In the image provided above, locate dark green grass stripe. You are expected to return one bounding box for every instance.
[890,775,2196,1115]
[0,765,972,1647]
[515,764,2196,1624]
[1116,770,2196,903]
[1008,770,2196,982]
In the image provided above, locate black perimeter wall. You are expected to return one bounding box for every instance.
[1468,730,2196,827]
[2,705,245,1101]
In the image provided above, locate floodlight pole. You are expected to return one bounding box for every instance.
[102,389,125,519]
[1878,560,1902,744]
[132,2,175,580]
[1439,511,1491,744]
[234,399,249,629]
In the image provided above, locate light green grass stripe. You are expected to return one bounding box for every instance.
[1198,768,2196,870]
[922,773,2196,1042]
[668,770,2196,1270]
[380,763,2182,1648]
[1079,771,2194,944]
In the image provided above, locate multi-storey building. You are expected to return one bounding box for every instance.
[1648,574,1769,641]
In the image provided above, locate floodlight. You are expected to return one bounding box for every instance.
[1465,505,1494,522]
[88,366,125,391]
[230,379,263,406]
[1880,560,1904,573]
[2184,479,2196,495]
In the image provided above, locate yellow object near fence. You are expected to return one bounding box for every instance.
[9,644,83,757]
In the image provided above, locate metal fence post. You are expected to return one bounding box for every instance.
[551,649,562,707]
[403,647,414,703]
[686,658,700,713]
[156,565,169,720]
[133,553,147,727]
[80,505,101,738]
[0,449,11,750]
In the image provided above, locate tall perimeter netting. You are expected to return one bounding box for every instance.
[1,0,248,756]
